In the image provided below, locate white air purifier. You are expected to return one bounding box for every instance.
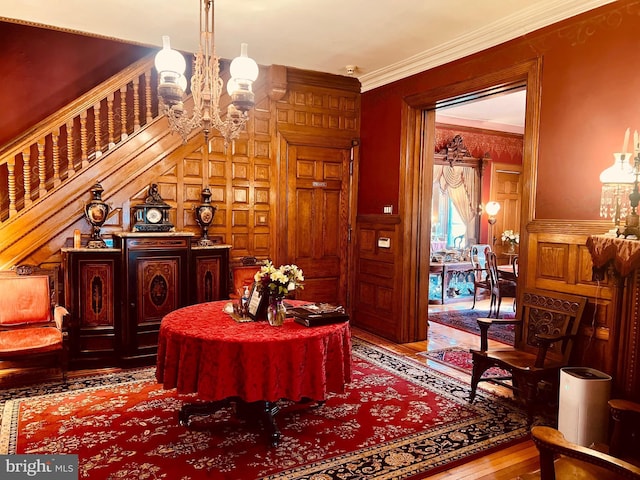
[558,367,612,447]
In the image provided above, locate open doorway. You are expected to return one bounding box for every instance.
[399,59,540,342]
[427,88,525,306]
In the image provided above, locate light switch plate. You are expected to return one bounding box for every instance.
[383,205,393,214]
[378,237,391,248]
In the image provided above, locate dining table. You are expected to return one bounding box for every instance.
[156,299,352,445]
[497,264,517,282]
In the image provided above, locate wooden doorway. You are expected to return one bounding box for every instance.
[278,134,354,306]
[400,59,541,342]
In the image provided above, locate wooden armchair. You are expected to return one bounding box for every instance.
[526,426,640,480]
[469,289,587,422]
[0,267,70,381]
[521,399,640,479]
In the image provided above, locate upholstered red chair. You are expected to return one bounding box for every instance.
[0,270,69,380]
[229,257,264,299]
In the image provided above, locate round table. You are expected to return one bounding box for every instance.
[156,300,352,445]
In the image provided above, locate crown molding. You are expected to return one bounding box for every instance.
[359,0,616,92]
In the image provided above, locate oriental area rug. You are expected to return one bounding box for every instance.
[0,338,528,480]
[419,347,511,379]
[428,309,516,345]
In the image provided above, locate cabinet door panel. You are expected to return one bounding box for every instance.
[135,256,181,323]
[80,260,116,327]
[192,247,230,303]
[64,251,120,369]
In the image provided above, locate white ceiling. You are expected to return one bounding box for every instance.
[438,89,528,132]
[1,0,614,93]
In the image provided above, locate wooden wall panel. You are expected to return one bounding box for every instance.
[117,66,362,274]
[6,63,359,301]
[536,243,568,281]
[352,215,402,341]
[526,220,630,397]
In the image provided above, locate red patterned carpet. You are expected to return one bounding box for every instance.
[420,346,511,378]
[428,309,515,345]
[1,339,528,479]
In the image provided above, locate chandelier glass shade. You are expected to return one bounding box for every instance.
[599,152,635,226]
[154,0,259,147]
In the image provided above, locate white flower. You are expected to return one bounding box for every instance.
[501,230,519,244]
[254,261,304,298]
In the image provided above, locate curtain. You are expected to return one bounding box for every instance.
[433,165,479,243]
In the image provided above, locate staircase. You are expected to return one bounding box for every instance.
[0,54,190,270]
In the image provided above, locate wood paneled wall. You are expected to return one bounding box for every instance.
[526,219,631,398]
[351,212,637,398]
[158,67,361,269]
[352,214,403,341]
[9,66,360,282]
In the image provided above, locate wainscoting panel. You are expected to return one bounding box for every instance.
[536,242,569,281]
[352,215,402,341]
[526,220,634,399]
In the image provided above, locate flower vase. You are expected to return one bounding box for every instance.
[508,242,516,253]
[267,298,286,326]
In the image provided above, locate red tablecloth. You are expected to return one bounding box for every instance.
[156,301,352,403]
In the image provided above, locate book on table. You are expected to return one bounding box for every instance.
[287,303,349,327]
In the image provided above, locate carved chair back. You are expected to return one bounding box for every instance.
[485,250,500,289]
[516,289,587,364]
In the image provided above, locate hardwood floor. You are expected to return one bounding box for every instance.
[353,298,541,480]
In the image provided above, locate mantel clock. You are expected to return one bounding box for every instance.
[132,184,174,232]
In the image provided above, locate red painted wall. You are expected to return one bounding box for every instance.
[0,21,153,146]
[359,0,640,220]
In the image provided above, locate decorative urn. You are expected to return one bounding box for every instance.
[195,187,217,246]
[84,182,110,248]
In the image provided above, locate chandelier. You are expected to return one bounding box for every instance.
[154,0,259,147]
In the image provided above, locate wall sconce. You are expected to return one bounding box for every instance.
[485,201,501,225]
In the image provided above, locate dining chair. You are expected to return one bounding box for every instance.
[485,250,517,318]
[468,244,491,310]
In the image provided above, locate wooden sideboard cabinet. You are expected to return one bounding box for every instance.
[113,232,193,366]
[62,248,121,369]
[63,234,231,369]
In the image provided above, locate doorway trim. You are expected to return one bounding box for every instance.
[399,58,541,341]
